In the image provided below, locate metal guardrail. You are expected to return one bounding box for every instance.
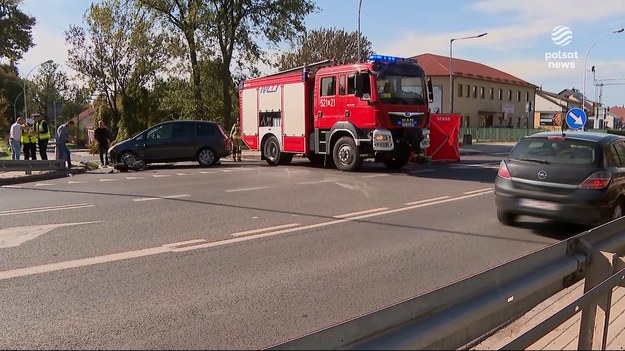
[0,159,66,172]
[459,127,609,142]
[267,218,625,350]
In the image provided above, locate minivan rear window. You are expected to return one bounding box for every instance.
[509,138,600,166]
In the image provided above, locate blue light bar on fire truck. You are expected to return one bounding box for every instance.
[367,54,417,63]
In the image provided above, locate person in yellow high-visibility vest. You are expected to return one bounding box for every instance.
[21,118,38,160]
[33,113,51,160]
[230,119,242,161]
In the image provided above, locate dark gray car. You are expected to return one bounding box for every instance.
[108,120,232,167]
[495,131,625,226]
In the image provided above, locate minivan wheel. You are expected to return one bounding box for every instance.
[197,148,217,167]
[120,152,138,166]
[497,209,518,226]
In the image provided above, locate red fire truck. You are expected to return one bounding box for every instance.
[239,54,433,171]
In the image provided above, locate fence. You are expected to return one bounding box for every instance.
[267,217,625,350]
[459,128,609,143]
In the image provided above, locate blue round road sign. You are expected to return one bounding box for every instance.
[566,108,587,129]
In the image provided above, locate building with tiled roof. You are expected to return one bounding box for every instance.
[411,53,537,128]
[533,89,581,130]
[608,106,625,129]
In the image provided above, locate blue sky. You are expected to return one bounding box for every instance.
[16,0,625,107]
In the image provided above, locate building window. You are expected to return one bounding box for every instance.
[458,83,463,98]
[472,86,477,98]
[507,89,512,101]
[489,88,494,100]
[525,91,530,102]
[498,89,502,100]
[465,85,470,97]
[480,87,485,99]
[517,91,521,102]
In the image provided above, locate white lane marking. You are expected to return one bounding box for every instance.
[224,186,273,193]
[410,169,436,174]
[451,163,499,169]
[405,196,450,206]
[1,185,22,189]
[162,239,207,248]
[334,207,389,219]
[220,169,236,173]
[34,183,54,187]
[132,194,190,202]
[153,175,172,178]
[231,223,301,237]
[298,179,337,185]
[464,188,494,195]
[0,204,93,216]
[199,171,216,174]
[176,173,193,176]
[361,174,390,179]
[0,191,494,281]
[68,181,88,184]
[126,176,144,180]
[0,222,101,248]
[99,179,119,182]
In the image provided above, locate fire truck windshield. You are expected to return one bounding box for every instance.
[374,63,426,106]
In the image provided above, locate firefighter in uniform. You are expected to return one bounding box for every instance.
[230,119,242,161]
[34,113,51,160]
[21,119,38,160]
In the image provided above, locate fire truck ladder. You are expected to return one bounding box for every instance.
[266,59,332,77]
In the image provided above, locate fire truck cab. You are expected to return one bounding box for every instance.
[239,54,433,171]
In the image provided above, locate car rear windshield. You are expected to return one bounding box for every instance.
[508,138,600,167]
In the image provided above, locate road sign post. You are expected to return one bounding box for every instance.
[566,108,587,131]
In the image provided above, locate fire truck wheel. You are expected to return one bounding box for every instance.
[263,136,282,166]
[382,142,410,170]
[333,136,362,172]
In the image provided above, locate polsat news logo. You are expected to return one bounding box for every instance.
[545,25,579,69]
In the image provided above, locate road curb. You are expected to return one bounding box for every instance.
[0,168,87,186]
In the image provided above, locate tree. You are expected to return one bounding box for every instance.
[0,0,36,62]
[276,27,372,71]
[207,0,316,128]
[65,0,168,138]
[137,0,210,117]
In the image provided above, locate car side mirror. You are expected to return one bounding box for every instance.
[427,77,434,103]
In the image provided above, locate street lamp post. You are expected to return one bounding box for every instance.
[357,0,363,62]
[23,59,54,119]
[13,91,24,122]
[449,33,487,113]
[582,28,623,128]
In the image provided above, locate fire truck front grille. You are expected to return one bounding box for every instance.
[388,113,425,128]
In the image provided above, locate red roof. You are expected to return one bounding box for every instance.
[411,53,535,88]
[609,107,625,122]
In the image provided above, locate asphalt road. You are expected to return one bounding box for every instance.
[0,154,591,349]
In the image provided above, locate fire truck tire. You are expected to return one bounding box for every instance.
[382,142,410,170]
[278,153,293,165]
[263,136,282,166]
[333,136,362,172]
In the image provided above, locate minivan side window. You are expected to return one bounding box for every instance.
[197,123,216,136]
[172,122,196,138]
[147,124,173,140]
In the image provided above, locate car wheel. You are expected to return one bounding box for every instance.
[120,152,138,166]
[197,148,217,167]
[333,136,362,172]
[612,201,623,220]
[263,136,282,166]
[497,209,517,226]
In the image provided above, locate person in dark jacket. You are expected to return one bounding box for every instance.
[94,120,111,166]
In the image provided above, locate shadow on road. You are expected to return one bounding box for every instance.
[513,219,592,241]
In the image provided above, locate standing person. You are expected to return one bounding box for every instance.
[94,120,111,167]
[56,120,75,169]
[33,113,51,160]
[230,119,242,161]
[9,117,25,160]
[21,118,37,160]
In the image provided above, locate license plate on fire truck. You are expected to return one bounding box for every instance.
[401,118,415,127]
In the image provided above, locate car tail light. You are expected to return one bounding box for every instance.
[579,171,611,189]
[498,160,511,179]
